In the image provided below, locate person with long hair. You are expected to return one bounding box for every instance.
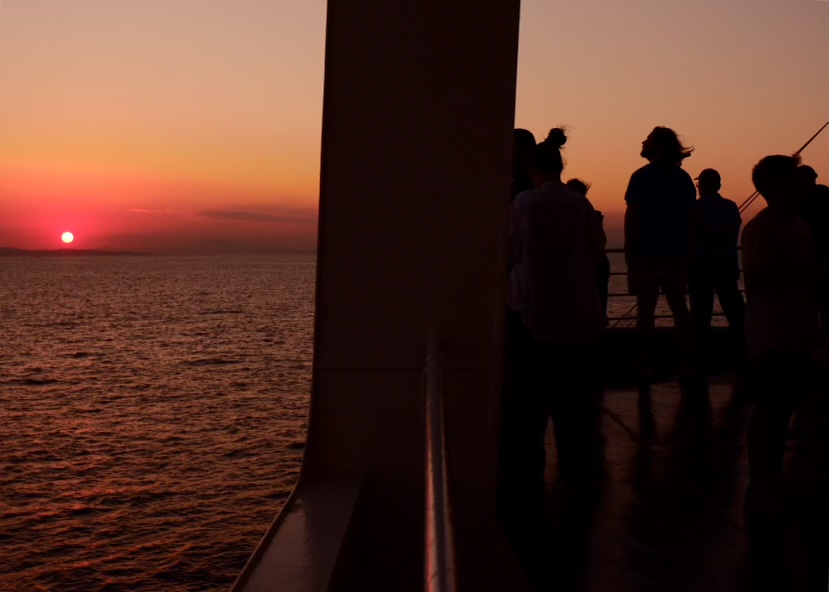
[624,126,696,377]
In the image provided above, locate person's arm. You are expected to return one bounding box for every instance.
[586,203,607,264]
[508,198,524,272]
[624,203,639,263]
[623,172,640,264]
[731,202,742,245]
[731,203,743,279]
[623,173,643,294]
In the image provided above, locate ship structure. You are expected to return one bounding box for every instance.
[231,1,829,590]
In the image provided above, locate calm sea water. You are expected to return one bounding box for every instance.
[0,252,724,591]
[0,255,315,592]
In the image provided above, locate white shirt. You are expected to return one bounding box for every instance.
[508,181,607,344]
[742,207,820,357]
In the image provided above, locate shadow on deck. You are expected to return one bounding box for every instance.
[504,378,829,592]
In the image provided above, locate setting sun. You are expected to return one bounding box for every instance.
[61,232,74,244]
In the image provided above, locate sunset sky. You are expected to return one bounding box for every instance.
[1,0,827,252]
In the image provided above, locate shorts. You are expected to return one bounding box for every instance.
[627,256,690,296]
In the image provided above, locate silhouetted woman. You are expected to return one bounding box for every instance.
[502,128,606,511]
[512,128,537,200]
[624,127,696,377]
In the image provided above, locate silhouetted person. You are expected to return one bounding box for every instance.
[624,126,696,377]
[567,178,611,316]
[797,164,829,335]
[689,168,746,371]
[512,128,537,200]
[742,154,820,527]
[504,128,606,505]
[500,127,539,513]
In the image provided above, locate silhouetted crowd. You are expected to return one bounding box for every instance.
[498,125,829,580]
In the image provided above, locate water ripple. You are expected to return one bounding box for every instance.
[0,255,314,591]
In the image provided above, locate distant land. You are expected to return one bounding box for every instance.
[0,247,156,257]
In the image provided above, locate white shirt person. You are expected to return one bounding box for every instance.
[508,180,607,345]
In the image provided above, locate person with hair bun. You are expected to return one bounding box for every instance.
[624,126,696,377]
[502,127,606,503]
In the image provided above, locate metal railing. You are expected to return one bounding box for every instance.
[604,248,744,327]
[424,333,458,592]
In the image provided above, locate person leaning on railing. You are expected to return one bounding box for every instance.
[689,168,746,371]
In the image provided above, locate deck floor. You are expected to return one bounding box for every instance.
[508,378,829,592]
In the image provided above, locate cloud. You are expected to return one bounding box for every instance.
[129,208,179,214]
[196,210,313,224]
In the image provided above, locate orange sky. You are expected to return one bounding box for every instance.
[1,0,827,252]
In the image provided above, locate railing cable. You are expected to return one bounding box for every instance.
[738,120,829,214]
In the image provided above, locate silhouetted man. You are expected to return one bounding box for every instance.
[689,168,746,370]
[742,154,819,523]
[797,164,829,335]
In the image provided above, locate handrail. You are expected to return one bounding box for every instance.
[424,333,458,592]
[604,248,744,327]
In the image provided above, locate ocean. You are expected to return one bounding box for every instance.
[0,252,725,591]
[1,255,315,592]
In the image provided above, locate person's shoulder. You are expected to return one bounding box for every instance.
[718,195,740,211]
[630,163,653,178]
[570,189,598,213]
[544,183,596,210]
[746,208,796,237]
[557,183,593,201]
[540,182,582,200]
[747,207,771,223]
[626,165,651,202]
[512,187,537,207]
[675,164,694,179]
[742,208,768,232]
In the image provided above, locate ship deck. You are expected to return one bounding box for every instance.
[505,377,829,592]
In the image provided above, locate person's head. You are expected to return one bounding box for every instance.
[565,178,591,195]
[694,168,721,196]
[530,127,567,184]
[640,126,693,164]
[798,164,818,189]
[514,128,536,154]
[751,154,803,211]
[513,129,536,172]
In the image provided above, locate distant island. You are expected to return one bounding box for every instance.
[0,247,156,257]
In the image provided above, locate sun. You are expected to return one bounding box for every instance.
[61,231,74,244]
